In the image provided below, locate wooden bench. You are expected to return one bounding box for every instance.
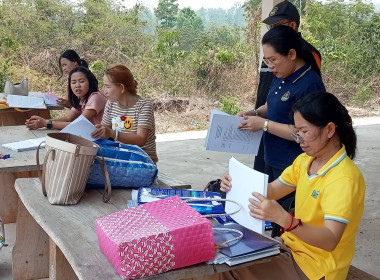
[347,265,379,280]
[13,177,275,280]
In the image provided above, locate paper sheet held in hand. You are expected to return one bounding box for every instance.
[204,109,263,155]
[225,157,268,234]
[60,115,97,141]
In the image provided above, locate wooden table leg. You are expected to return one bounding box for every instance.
[49,238,78,280]
[0,171,39,223]
[12,197,49,280]
[0,173,18,223]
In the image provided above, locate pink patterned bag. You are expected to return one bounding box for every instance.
[96,196,215,279]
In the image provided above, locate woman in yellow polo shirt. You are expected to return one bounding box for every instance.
[218,92,365,280]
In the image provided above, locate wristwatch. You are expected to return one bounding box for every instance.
[46,119,53,129]
[263,120,269,132]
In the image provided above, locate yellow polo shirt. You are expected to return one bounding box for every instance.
[278,145,365,280]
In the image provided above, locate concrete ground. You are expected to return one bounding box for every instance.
[1,117,379,279]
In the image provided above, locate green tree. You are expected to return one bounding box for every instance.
[177,7,204,50]
[154,0,179,29]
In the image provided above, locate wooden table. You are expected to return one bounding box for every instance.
[0,125,190,223]
[0,92,63,126]
[0,126,49,222]
[13,178,272,280]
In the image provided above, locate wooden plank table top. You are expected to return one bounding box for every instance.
[14,178,272,280]
[0,126,49,173]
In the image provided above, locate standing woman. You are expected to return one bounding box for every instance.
[91,65,158,164]
[57,49,89,108]
[238,25,325,183]
[26,67,106,129]
[218,92,365,280]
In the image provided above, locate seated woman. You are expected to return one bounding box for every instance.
[216,92,365,280]
[25,66,106,130]
[57,49,89,108]
[91,65,158,164]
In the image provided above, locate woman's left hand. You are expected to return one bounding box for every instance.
[238,115,265,132]
[91,124,114,139]
[248,192,290,227]
[25,116,47,130]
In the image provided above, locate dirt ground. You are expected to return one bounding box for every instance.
[153,96,379,134]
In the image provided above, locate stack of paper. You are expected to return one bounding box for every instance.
[226,157,268,234]
[6,95,46,109]
[209,222,280,266]
[2,137,46,152]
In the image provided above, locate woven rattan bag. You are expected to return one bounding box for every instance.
[37,133,111,205]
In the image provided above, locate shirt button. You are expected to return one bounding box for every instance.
[275,92,278,94]
[282,81,285,83]
[279,86,282,89]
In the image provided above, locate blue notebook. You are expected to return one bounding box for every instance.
[213,222,280,259]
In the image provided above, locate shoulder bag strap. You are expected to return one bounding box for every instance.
[94,156,111,202]
[94,143,111,202]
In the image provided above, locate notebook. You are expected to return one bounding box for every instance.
[212,222,280,266]
[2,137,46,152]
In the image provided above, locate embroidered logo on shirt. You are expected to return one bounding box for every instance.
[311,190,320,199]
[281,91,290,101]
[112,115,134,131]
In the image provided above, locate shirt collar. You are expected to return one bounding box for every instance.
[307,145,347,178]
[282,63,312,84]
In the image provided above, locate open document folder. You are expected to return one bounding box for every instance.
[204,109,263,155]
[225,157,269,234]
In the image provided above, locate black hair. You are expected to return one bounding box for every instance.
[68,66,99,109]
[292,92,357,159]
[59,49,88,75]
[262,25,321,76]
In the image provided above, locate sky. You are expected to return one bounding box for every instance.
[130,0,245,10]
[128,0,380,10]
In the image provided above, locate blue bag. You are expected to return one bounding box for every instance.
[87,139,158,189]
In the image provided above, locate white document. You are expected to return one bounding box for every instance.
[6,95,46,109]
[225,157,268,234]
[60,115,97,141]
[204,109,263,155]
[2,137,46,152]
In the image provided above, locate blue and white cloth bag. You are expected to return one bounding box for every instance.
[87,139,158,189]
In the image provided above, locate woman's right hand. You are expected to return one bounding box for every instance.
[220,171,232,192]
[91,124,114,139]
[57,98,71,108]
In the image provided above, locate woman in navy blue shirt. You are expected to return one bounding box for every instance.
[239,25,325,183]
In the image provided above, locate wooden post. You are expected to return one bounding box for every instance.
[0,171,39,223]
[259,0,283,63]
[49,238,78,280]
[12,197,49,280]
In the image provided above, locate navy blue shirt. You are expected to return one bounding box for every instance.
[264,63,325,170]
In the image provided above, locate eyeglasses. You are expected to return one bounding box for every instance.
[266,20,293,30]
[263,56,280,67]
[291,127,321,144]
